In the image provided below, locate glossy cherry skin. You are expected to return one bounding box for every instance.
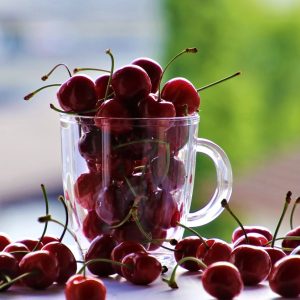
[42,242,77,284]
[85,234,118,277]
[95,74,114,100]
[197,238,232,267]
[19,250,59,289]
[82,210,111,241]
[17,239,44,251]
[233,232,269,248]
[269,255,300,298]
[148,228,168,251]
[57,74,97,112]
[161,77,200,116]
[40,235,59,245]
[121,252,161,285]
[232,225,273,243]
[0,233,11,251]
[264,247,286,268]
[230,245,271,285]
[111,241,147,276]
[111,65,151,104]
[0,252,19,291]
[165,124,189,154]
[174,237,205,271]
[131,57,162,93]
[282,226,300,253]
[65,274,106,300]
[202,262,244,300]
[4,242,30,263]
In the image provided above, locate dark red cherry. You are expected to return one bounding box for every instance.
[0,252,19,291]
[111,241,147,275]
[174,237,205,271]
[57,74,97,112]
[0,233,11,251]
[95,74,113,100]
[269,255,300,298]
[121,252,161,285]
[202,262,243,300]
[40,235,59,245]
[264,247,286,276]
[230,245,271,285]
[82,210,111,241]
[19,250,59,289]
[65,274,106,300]
[232,225,273,243]
[165,124,189,154]
[161,77,200,116]
[74,172,102,210]
[17,239,43,251]
[233,232,269,248]
[131,57,162,93]
[282,226,300,253]
[4,242,30,263]
[85,234,118,277]
[148,228,168,251]
[42,242,76,284]
[111,65,151,104]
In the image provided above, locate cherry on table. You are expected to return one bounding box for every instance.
[282,226,300,254]
[17,239,44,251]
[4,242,30,263]
[0,252,19,291]
[233,232,269,248]
[40,235,59,245]
[232,225,273,243]
[0,233,11,251]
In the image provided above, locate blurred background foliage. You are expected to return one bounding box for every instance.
[163,0,300,239]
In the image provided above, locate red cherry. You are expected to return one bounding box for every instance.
[269,255,300,298]
[40,235,60,245]
[233,232,269,248]
[111,241,147,275]
[131,57,162,93]
[121,252,161,285]
[165,123,189,153]
[85,234,118,277]
[161,77,200,116]
[95,74,113,100]
[230,245,271,285]
[42,242,77,284]
[4,242,30,263]
[19,250,59,289]
[148,228,168,251]
[0,252,19,291]
[174,237,205,271]
[111,65,151,104]
[57,74,97,112]
[202,262,243,300]
[264,247,286,276]
[0,233,11,251]
[232,225,273,243]
[282,226,300,253]
[17,239,44,251]
[65,274,106,300]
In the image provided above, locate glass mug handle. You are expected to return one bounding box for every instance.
[186,138,233,227]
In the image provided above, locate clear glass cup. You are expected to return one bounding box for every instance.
[60,113,232,264]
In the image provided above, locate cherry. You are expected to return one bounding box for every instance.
[111,64,151,104]
[269,255,300,298]
[4,242,30,263]
[131,57,162,93]
[95,74,113,100]
[232,225,273,243]
[0,233,11,251]
[65,274,106,300]
[82,210,111,241]
[74,172,102,210]
[230,245,271,285]
[42,242,76,284]
[85,234,118,277]
[174,236,205,271]
[202,262,244,300]
[161,77,200,116]
[233,232,269,248]
[17,239,44,251]
[148,228,168,251]
[121,252,161,285]
[57,74,98,112]
[282,226,300,253]
[165,123,189,153]
[40,235,60,245]
[0,252,19,291]
[264,247,286,273]
[111,241,147,275]
[19,250,59,289]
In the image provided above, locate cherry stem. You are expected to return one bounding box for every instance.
[290,197,300,230]
[32,184,49,252]
[271,191,292,248]
[58,196,68,243]
[24,84,61,100]
[264,235,300,246]
[41,63,72,81]
[132,210,153,241]
[73,67,110,74]
[0,272,33,291]
[49,103,98,115]
[196,72,241,92]
[221,199,249,244]
[104,49,114,101]
[78,258,132,275]
[158,47,198,100]
[162,256,207,289]
[176,222,209,249]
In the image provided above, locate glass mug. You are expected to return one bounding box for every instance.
[60,113,232,263]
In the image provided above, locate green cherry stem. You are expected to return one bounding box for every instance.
[0,272,33,291]
[221,199,249,244]
[162,256,207,289]
[271,191,292,248]
[24,84,61,100]
[290,197,300,230]
[49,103,98,115]
[41,63,72,81]
[196,72,241,93]
[58,196,68,242]
[73,67,110,74]
[104,49,114,101]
